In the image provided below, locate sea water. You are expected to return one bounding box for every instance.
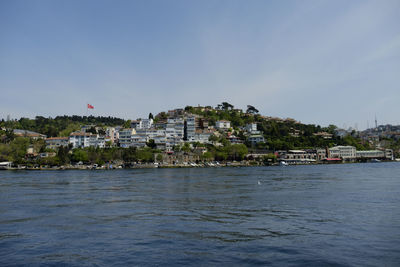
[1,163,399,266]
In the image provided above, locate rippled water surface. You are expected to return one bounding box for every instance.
[1,163,400,266]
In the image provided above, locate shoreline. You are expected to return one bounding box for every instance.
[1,160,397,171]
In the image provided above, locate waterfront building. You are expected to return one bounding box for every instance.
[328,146,356,160]
[356,149,393,160]
[356,150,385,159]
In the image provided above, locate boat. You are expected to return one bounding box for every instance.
[371,159,381,163]
[279,161,289,166]
[0,162,13,170]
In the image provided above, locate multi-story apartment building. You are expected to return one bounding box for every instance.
[185,116,196,141]
[69,132,105,148]
[118,128,137,148]
[131,119,153,130]
[45,137,69,150]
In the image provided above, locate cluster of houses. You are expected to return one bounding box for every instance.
[41,109,264,152]
[8,111,395,163]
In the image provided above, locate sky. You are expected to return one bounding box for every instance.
[0,0,399,129]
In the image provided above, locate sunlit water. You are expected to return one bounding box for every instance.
[1,163,400,266]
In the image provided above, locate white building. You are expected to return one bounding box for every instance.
[131,119,154,130]
[131,134,148,148]
[45,137,69,150]
[141,118,154,129]
[166,118,184,139]
[69,132,105,148]
[329,146,356,159]
[194,129,213,144]
[118,128,137,148]
[215,120,231,130]
[245,123,258,133]
[186,116,196,141]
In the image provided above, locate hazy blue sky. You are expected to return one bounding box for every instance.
[1,0,399,129]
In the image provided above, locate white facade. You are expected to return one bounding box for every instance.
[193,130,213,144]
[69,132,105,148]
[141,119,154,129]
[186,116,196,141]
[118,128,137,148]
[131,119,154,130]
[329,146,356,159]
[166,118,184,139]
[215,120,231,130]
[246,123,258,133]
[45,137,69,149]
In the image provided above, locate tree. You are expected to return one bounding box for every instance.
[149,113,154,119]
[87,126,97,134]
[146,139,157,149]
[71,149,88,163]
[221,102,234,111]
[246,105,259,114]
[123,120,131,128]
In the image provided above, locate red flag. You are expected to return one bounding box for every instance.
[87,104,94,109]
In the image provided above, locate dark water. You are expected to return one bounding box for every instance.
[1,163,400,266]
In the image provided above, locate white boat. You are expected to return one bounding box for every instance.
[0,162,13,170]
[279,161,289,166]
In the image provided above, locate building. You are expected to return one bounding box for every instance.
[245,123,258,133]
[313,132,333,139]
[45,137,69,150]
[227,135,243,144]
[356,149,393,160]
[118,128,137,148]
[248,134,265,145]
[105,127,119,144]
[215,120,231,130]
[69,132,105,148]
[13,129,46,140]
[185,116,196,141]
[356,150,385,159]
[328,146,356,160]
[131,119,154,130]
[194,129,214,144]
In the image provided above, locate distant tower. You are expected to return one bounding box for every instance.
[367,120,369,130]
[6,114,10,121]
[375,115,378,129]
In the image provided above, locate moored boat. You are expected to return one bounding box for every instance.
[0,162,13,170]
